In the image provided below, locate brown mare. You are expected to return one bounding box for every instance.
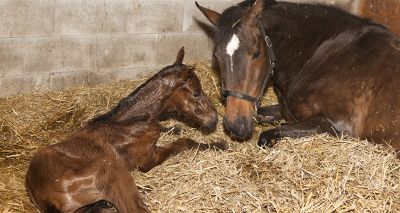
[25,48,227,213]
[196,0,400,152]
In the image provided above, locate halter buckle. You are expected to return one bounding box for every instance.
[264,36,273,47]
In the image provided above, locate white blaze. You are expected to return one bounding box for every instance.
[226,34,240,56]
[226,34,240,72]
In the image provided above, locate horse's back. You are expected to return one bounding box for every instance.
[285,24,400,145]
[333,27,400,146]
[361,34,400,148]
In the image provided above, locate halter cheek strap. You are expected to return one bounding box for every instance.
[220,20,277,107]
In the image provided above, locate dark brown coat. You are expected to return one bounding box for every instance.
[197,0,400,152]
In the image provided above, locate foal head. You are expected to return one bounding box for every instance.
[196,0,274,140]
[162,48,217,132]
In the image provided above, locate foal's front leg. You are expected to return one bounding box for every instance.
[256,104,283,124]
[258,115,339,147]
[139,138,228,173]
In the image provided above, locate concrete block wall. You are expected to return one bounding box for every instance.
[0,0,393,97]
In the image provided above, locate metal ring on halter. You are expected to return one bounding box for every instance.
[271,60,276,68]
[265,36,273,47]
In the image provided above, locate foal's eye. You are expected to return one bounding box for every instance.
[252,51,260,59]
[193,91,200,98]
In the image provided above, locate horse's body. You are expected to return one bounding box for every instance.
[197,0,400,151]
[26,48,227,213]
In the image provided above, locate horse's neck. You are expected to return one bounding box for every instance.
[264,3,363,85]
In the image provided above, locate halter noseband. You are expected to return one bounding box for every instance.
[221,20,276,107]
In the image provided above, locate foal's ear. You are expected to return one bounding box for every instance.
[244,0,264,21]
[195,1,221,26]
[174,47,185,65]
[179,66,195,81]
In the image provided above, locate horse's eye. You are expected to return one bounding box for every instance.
[252,51,260,59]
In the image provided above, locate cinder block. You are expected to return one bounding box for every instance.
[96,35,157,69]
[0,39,11,77]
[88,66,160,86]
[155,33,213,65]
[125,0,184,34]
[0,0,54,37]
[358,0,400,36]
[49,71,90,91]
[55,0,99,35]
[7,37,95,76]
[183,0,243,32]
[55,0,126,35]
[1,73,50,96]
[101,0,126,34]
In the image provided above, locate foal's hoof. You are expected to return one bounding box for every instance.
[255,115,276,125]
[210,140,229,150]
[257,132,276,148]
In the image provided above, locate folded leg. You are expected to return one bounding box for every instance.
[256,104,283,124]
[258,115,339,147]
[139,138,228,172]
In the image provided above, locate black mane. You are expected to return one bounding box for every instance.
[214,0,255,42]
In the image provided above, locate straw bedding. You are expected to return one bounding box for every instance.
[0,60,399,212]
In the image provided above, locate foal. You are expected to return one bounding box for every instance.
[26,48,227,213]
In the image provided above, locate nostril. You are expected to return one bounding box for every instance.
[240,122,246,132]
[194,107,202,115]
[237,117,248,132]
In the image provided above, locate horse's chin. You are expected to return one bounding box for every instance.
[228,132,253,142]
[197,116,218,134]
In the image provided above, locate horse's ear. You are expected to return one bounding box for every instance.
[195,1,221,26]
[174,47,185,65]
[244,0,264,21]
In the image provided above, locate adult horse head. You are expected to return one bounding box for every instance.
[196,0,275,140]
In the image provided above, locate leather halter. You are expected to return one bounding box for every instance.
[221,20,276,107]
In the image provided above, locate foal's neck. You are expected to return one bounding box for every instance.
[92,75,173,124]
[117,78,173,121]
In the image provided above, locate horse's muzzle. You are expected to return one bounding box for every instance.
[223,116,253,141]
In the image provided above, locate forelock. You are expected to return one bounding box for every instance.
[213,1,255,43]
